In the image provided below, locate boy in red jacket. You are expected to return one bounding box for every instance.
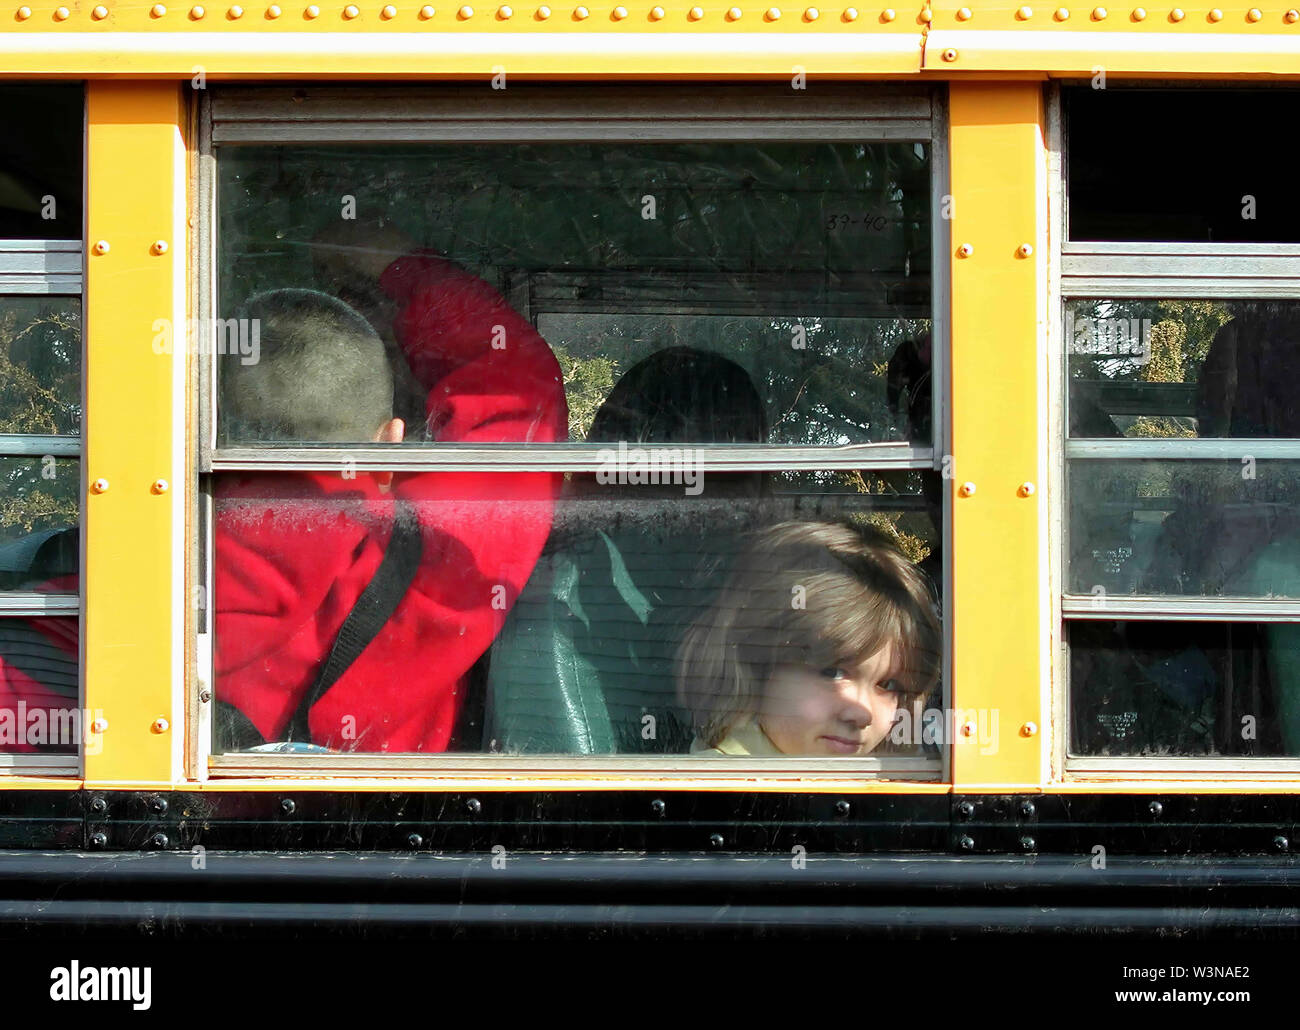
[1,241,567,754]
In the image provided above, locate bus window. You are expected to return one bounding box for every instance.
[205,87,943,772]
[1062,86,1300,770]
[1066,87,1300,244]
[0,86,83,762]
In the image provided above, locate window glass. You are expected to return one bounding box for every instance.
[1068,459,1300,597]
[0,457,78,592]
[211,468,941,759]
[0,297,82,435]
[1068,299,1300,439]
[215,142,932,446]
[1070,619,1300,757]
[0,84,83,240]
[1067,88,1300,243]
[0,615,78,755]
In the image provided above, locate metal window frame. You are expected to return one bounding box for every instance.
[0,90,88,777]
[1055,82,1300,777]
[196,82,951,782]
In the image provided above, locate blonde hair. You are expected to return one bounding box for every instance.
[675,520,941,749]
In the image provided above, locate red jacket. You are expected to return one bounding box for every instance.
[1,255,567,754]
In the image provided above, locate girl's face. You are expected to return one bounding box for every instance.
[758,643,906,756]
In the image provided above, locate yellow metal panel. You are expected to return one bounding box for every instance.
[83,82,188,786]
[948,82,1046,789]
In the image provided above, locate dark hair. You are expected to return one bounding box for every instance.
[220,288,393,442]
[588,347,767,444]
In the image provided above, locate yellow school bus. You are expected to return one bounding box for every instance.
[2,1,1300,975]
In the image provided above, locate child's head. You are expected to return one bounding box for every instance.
[220,288,399,443]
[676,520,940,755]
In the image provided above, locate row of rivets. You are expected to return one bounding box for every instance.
[12,3,907,20]
[981,5,1293,19]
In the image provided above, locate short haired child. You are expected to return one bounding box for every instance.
[676,520,940,756]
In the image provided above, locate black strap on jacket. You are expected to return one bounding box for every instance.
[215,502,424,751]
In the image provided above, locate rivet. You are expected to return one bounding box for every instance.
[199,688,212,703]
[650,4,664,16]
[91,717,109,733]
[803,5,818,17]
[304,3,318,15]
[612,4,627,17]
[1131,5,1145,17]
[343,2,359,15]
[466,797,482,814]
[150,795,168,814]
[152,478,169,494]
[1018,481,1036,497]
[91,478,110,494]
[1054,5,1068,17]
[959,835,975,850]
[92,5,108,18]
[90,797,108,815]
[844,6,859,19]
[1246,6,1261,19]
[1149,800,1163,817]
[153,717,170,733]
[1020,836,1037,851]
[957,242,973,257]
[407,832,424,847]
[1208,6,1221,18]
[457,2,471,13]
[1091,4,1105,17]
[957,800,975,818]
[53,5,69,18]
[228,3,243,15]
[190,3,205,15]
[16,5,31,18]
[650,798,666,816]
[688,4,702,16]
[92,240,110,255]
[1022,720,1039,736]
[726,6,741,18]
[267,3,281,14]
[1017,242,1034,257]
[961,720,976,736]
[834,799,851,817]
[90,831,108,848]
[574,4,587,16]
[1287,9,1299,22]
[498,2,512,14]
[959,481,976,497]
[381,3,396,14]
[151,239,169,255]
[151,832,169,848]
[1020,799,1036,817]
[956,5,971,17]
[919,6,930,18]
[1016,4,1032,18]
[709,832,725,848]
[536,3,550,14]
[1273,835,1290,852]
[419,3,434,14]
[1170,5,1183,17]
[281,797,296,814]
[765,6,780,18]
[941,46,958,60]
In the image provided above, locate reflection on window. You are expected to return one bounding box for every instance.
[0,84,83,240]
[1069,300,1300,439]
[212,470,940,758]
[1071,620,1300,757]
[0,617,78,755]
[0,297,82,436]
[216,141,932,446]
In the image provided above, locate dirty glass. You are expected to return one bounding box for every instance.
[210,467,941,763]
[1068,299,1300,439]
[1067,88,1300,243]
[215,142,932,446]
[0,297,82,436]
[1070,619,1300,757]
[0,84,83,240]
[1068,460,1300,597]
